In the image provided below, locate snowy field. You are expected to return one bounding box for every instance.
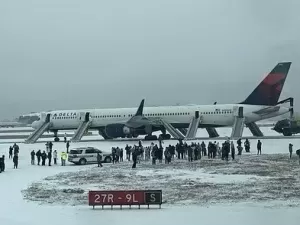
[1,127,300,225]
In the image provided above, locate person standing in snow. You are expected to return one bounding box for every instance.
[231,141,235,160]
[257,140,262,155]
[41,151,47,166]
[244,139,250,152]
[9,146,13,159]
[53,150,58,165]
[296,149,300,165]
[289,143,293,159]
[0,155,5,172]
[187,146,193,162]
[30,150,35,165]
[97,153,103,167]
[125,144,131,161]
[13,153,18,169]
[48,150,52,166]
[61,152,67,166]
[13,143,19,156]
[49,141,53,151]
[66,141,70,153]
[36,150,41,165]
[119,148,123,162]
[132,148,139,169]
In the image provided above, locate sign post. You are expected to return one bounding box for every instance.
[88,190,162,209]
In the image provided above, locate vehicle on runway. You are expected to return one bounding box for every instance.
[68,147,112,165]
[273,119,300,136]
[30,62,293,142]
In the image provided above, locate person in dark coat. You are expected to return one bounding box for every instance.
[13,154,18,169]
[13,144,19,155]
[31,150,35,165]
[296,149,300,165]
[289,143,293,159]
[66,141,70,153]
[36,150,41,165]
[9,146,13,159]
[237,145,243,155]
[188,146,193,162]
[151,145,157,165]
[49,141,53,151]
[125,144,131,161]
[257,140,262,155]
[244,139,250,152]
[48,150,52,166]
[0,155,5,172]
[41,151,47,166]
[231,141,235,160]
[132,148,139,169]
[97,153,103,167]
[120,148,123,162]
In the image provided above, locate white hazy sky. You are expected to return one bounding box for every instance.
[0,0,299,119]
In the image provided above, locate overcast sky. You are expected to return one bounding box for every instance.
[0,0,299,120]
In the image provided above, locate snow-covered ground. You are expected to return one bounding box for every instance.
[1,128,300,225]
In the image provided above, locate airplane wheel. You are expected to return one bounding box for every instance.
[54,137,60,142]
[164,134,171,139]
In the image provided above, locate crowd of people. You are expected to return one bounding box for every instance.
[110,138,300,168]
[29,141,69,166]
[1,137,300,173]
[1,143,20,173]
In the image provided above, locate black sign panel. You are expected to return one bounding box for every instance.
[145,191,162,205]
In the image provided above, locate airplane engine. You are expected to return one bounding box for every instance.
[122,126,131,134]
[104,124,133,138]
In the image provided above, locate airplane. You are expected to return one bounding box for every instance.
[31,62,293,141]
[0,121,26,128]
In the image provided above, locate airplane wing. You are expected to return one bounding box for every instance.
[125,99,151,128]
[252,106,280,115]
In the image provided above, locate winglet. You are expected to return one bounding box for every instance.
[135,99,145,116]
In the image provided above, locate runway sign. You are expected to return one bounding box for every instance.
[88,190,162,209]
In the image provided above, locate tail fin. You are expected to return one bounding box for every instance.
[240,62,291,106]
[135,99,145,116]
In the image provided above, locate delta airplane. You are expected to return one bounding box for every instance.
[31,62,293,141]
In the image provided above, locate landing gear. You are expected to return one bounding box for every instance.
[159,127,171,140]
[159,134,171,140]
[54,137,60,142]
[145,135,158,140]
[53,130,60,142]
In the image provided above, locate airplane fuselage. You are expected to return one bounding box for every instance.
[32,103,289,132]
